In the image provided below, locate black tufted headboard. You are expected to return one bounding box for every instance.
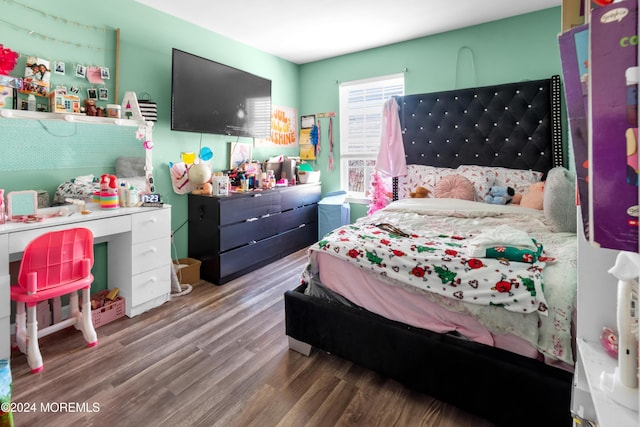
[393,76,563,199]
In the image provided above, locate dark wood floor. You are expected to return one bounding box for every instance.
[9,249,494,427]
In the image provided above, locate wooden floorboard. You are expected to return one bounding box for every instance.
[9,249,494,427]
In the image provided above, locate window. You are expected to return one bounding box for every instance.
[339,73,404,201]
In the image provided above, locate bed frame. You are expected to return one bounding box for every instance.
[285,76,573,427]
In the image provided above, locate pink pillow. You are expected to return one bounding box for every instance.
[434,174,475,200]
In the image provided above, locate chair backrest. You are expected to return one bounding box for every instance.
[18,228,94,292]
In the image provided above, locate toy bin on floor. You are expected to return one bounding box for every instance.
[318,191,350,239]
[0,360,13,427]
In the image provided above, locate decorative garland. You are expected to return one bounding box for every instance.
[3,0,108,32]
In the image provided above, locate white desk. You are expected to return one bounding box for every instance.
[0,204,172,360]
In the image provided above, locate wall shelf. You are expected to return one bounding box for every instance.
[0,109,149,127]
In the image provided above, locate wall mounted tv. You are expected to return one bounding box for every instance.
[171,48,272,138]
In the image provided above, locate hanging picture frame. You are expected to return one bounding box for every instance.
[229,142,253,169]
[54,61,65,75]
[75,64,87,79]
[98,87,108,100]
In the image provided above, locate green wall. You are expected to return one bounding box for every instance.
[0,0,300,289]
[0,2,564,286]
[298,7,563,220]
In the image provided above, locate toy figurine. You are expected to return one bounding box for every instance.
[84,98,98,116]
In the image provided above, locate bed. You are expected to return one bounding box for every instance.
[284,76,577,426]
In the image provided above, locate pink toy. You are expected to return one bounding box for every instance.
[601,327,619,359]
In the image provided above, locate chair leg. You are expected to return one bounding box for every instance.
[79,288,97,347]
[69,291,80,329]
[26,304,43,373]
[14,302,27,354]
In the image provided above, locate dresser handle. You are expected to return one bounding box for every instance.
[298,223,306,228]
[252,193,262,197]
[246,217,258,222]
[148,217,158,223]
[148,247,157,253]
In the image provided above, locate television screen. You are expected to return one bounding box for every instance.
[171,49,272,138]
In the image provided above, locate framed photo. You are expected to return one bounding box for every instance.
[75,64,87,79]
[98,88,108,100]
[301,114,316,129]
[87,88,98,99]
[100,67,110,79]
[229,142,253,169]
[54,61,65,75]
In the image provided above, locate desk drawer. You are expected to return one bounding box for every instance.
[132,209,171,244]
[132,237,171,275]
[130,264,171,306]
[0,278,9,318]
[8,216,130,254]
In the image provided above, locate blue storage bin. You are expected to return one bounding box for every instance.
[318,191,350,239]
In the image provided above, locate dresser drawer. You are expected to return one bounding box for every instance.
[132,236,171,275]
[219,234,281,277]
[219,192,280,225]
[281,184,321,211]
[130,264,171,306]
[132,208,171,244]
[219,214,280,252]
[279,205,317,233]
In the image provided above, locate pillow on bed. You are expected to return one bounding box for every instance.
[455,165,495,201]
[543,167,577,233]
[456,165,543,196]
[491,167,544,194]
[397,165,457,199]
[433,174,475,200]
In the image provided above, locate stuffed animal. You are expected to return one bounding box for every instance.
[409,186,430,198]
[484,186,515,204]
[515,182,545,210]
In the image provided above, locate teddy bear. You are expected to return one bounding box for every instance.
[409,186,430,198]
[484,186,515,204]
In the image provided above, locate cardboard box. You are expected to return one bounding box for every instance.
[173,258,201,285]
[91,296,125,328]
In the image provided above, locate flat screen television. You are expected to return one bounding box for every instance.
[171,48,272,138]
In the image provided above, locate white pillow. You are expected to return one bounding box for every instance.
[456,165,543,196]
[455,165,496,201]
[397,165,456,199]
[492,167,544,194]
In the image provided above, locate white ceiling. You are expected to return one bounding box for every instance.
[135,0,561,64]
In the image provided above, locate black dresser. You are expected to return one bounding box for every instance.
[188,183,321,284]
